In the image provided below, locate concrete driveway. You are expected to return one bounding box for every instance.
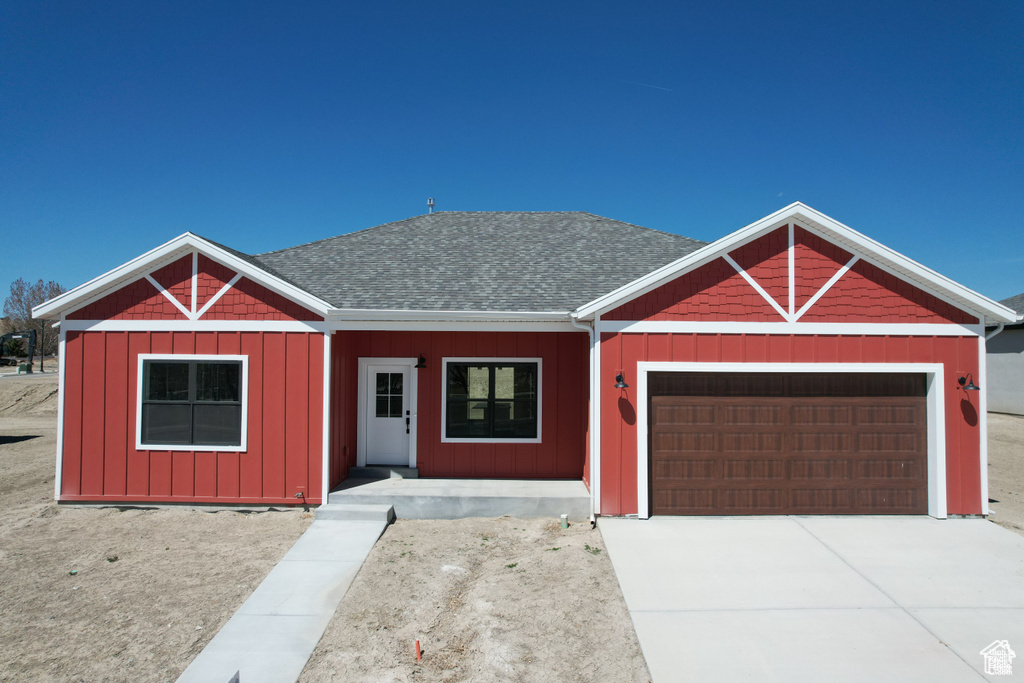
[600,517,1024,682]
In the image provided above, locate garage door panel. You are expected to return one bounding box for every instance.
[721,432,784,452]
[652,430,718,453]
[723,459,786,480]
[856,432,923,453]
[652,458,717,480]
[855,405,920,425]
[790,459,851,480]
[791,432,855,452]
[720,404,783,425]
[653,404,715,425]
[791,405,854,426]
[854,458,926,479]
[791,488,854,511]
[649,372,928,516]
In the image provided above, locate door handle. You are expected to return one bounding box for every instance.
[406,416,410,434]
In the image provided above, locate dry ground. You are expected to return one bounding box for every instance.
[987,412,1024,535]
[0,374,312,681]
[300,517,649,683]
[2,372,1023,681]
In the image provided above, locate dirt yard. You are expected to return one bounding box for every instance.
[987,412,1024,536]
[300,517,649,682]
[0,373,312,681]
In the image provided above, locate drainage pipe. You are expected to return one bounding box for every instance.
[986,322,1005,341]
[569,314,598,526]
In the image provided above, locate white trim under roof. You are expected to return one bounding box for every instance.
[573,202,1018,325]
[32,232,333,320]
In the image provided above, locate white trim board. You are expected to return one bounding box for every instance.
[135,354,250,453]
[61,319,579,334]
[596,321,984,337]
[632,362,948,520]
[439,357,543,445]
[321,332,332,504]
[356,358,419,467]
[63,320,331,333]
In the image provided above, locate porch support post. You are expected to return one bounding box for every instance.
[321,331,332,505]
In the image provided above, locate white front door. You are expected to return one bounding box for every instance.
[364,363,412,466]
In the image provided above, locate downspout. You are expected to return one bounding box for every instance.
[569,314,597,526]
[986,322,1005,341]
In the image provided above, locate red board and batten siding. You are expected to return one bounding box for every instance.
[328,330,589,487]
[598,332,982,516]
[60,329,325,505]
[59,253,327,505]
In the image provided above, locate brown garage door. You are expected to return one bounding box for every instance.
[649,373,927,515]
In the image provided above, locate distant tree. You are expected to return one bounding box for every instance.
[3,278,67,372]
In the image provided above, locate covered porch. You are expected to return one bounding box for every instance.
[319,475,591,521]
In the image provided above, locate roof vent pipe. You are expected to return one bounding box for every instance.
[427,197,434,213]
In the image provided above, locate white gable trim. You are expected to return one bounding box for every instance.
[32,233,332,320]
[573,202,1017,324]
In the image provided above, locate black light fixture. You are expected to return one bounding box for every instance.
[614,372,629,389]
[958,374,980,391]
[414,355,426,369]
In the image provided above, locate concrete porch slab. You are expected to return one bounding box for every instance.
[327,477,590,520]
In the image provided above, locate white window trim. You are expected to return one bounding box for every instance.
[136,353,249,452]
[440,357,543,444]
[633,361,947,520]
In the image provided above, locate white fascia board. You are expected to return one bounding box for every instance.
[32,232,333,319]
[573,202,1018,325]
[326,308,571,322]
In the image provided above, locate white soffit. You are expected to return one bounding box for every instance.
[573,202,1018,325]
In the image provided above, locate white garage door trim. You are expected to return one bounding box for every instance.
[635,362,947,520]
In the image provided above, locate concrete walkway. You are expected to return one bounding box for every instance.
[177,517,390,683]
[600,516,1024,682]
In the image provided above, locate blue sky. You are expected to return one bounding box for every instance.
[2,1,1022,302]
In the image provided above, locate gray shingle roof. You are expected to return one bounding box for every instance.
[252,212,707,312]
[999,292,1024,318]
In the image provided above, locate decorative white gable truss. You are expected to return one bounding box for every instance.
[33,232,333,324]
[573,202,1019,328]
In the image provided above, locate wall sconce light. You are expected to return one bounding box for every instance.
[414,355,426,369]
[614,372,629,389]
[957,374,980,391]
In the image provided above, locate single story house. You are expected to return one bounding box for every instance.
[34,203,1020,518]
[986,292,1024,416]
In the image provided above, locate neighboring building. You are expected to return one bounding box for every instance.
[986,292,1024,415]
[34,203,1018,518]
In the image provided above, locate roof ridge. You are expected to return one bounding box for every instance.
[257,211,704,257]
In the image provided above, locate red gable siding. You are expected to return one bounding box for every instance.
[729,226,789,311]
[150,255,193,312]
[67,253,323,322]
[604,224,977,325]
[68,258,192,321]
[195,255,236,310]
[604,257,786,321]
